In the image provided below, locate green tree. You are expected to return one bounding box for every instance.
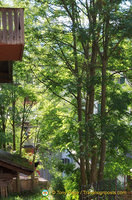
[6,0,132,197]
[23,0,132,187]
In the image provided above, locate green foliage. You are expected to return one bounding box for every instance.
[57,161,75,175]
[15,0,132,181]
[0,191,46,200]
[64,169,80,200]
[0,0,131,194]
[51,176,65,200]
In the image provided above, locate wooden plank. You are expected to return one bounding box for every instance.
[2,9,7,43]
[20,9,24,44]
[16,9,19,43]
[0,179,12,185]
[12,10,15,43]
[8,9,13,44]
[0,173,16,179]
[0,44,24,61]
[17,10,20,43]
[14,9,17,44]
[0,186,8,197]
[18,9,22,43]
[19,44,24,61]
[6,10,9,43]
[0,11,2,42]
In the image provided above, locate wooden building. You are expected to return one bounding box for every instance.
[0,61,12,83]
[0,8,24,83]
[0,150,33,197]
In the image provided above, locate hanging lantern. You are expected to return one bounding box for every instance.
[23,145,35,154]
[23,138,35,154]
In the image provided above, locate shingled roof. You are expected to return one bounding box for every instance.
[0,150,33,175]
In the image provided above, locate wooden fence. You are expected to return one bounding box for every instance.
[7,176,49,194]
[81,179,132,200]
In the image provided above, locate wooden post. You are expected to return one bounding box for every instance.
[0,186,8,198]
[16,172,20,193]
[31,171,35,191]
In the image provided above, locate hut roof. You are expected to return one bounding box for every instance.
[0,150,33,175]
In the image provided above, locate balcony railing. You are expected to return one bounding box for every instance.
[0,8,24,44]
[0,8,24,61]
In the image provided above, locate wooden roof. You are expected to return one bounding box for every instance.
[0,150,33,175]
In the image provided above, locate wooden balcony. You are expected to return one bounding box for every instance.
[0,8,24,61]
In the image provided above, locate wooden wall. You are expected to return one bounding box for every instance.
[7,176,49,194]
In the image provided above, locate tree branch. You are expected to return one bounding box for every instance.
[109,69,131,78]
[67,149,80,166]
[29,65,77,108]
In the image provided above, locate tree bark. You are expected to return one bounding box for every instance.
[2,122,6,150]
[71,1,87,190]
[85,94,90,184]
[88,39,97,185]
[12,99,16,151]
[90,148,97,184]
[98,59,107,181]
[98,137,106,180]
[0,106,6,150]
[20,98,26,155]
[77,84,87,187]
[98,10,110,180]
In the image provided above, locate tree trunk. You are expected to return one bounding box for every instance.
[77,85,87,188]
[85,94,90,184]
[20,98,26,155]
[98,11,109,180]
[0,106,6,150]
[98,137,106,181]
[98,59,107,181]
[2,122,6,150]
[71,1,87,190]
[90,148,97,184]
[12,100,16,151]
[87,39,97,185]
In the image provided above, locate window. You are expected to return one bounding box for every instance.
[118,77,125,84]
[62,158,70,164]
[98,103,101,113]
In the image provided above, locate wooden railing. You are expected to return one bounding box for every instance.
[0,8,24,45]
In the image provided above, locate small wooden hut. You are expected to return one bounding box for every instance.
[0,149,33,197]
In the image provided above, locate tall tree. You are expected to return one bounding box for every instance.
[10,0,132,197]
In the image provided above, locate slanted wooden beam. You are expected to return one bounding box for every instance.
[0,173,17,179]
[0,161,33,175]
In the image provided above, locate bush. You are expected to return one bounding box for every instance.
[64,169,80,200]
[51,176,65,200]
